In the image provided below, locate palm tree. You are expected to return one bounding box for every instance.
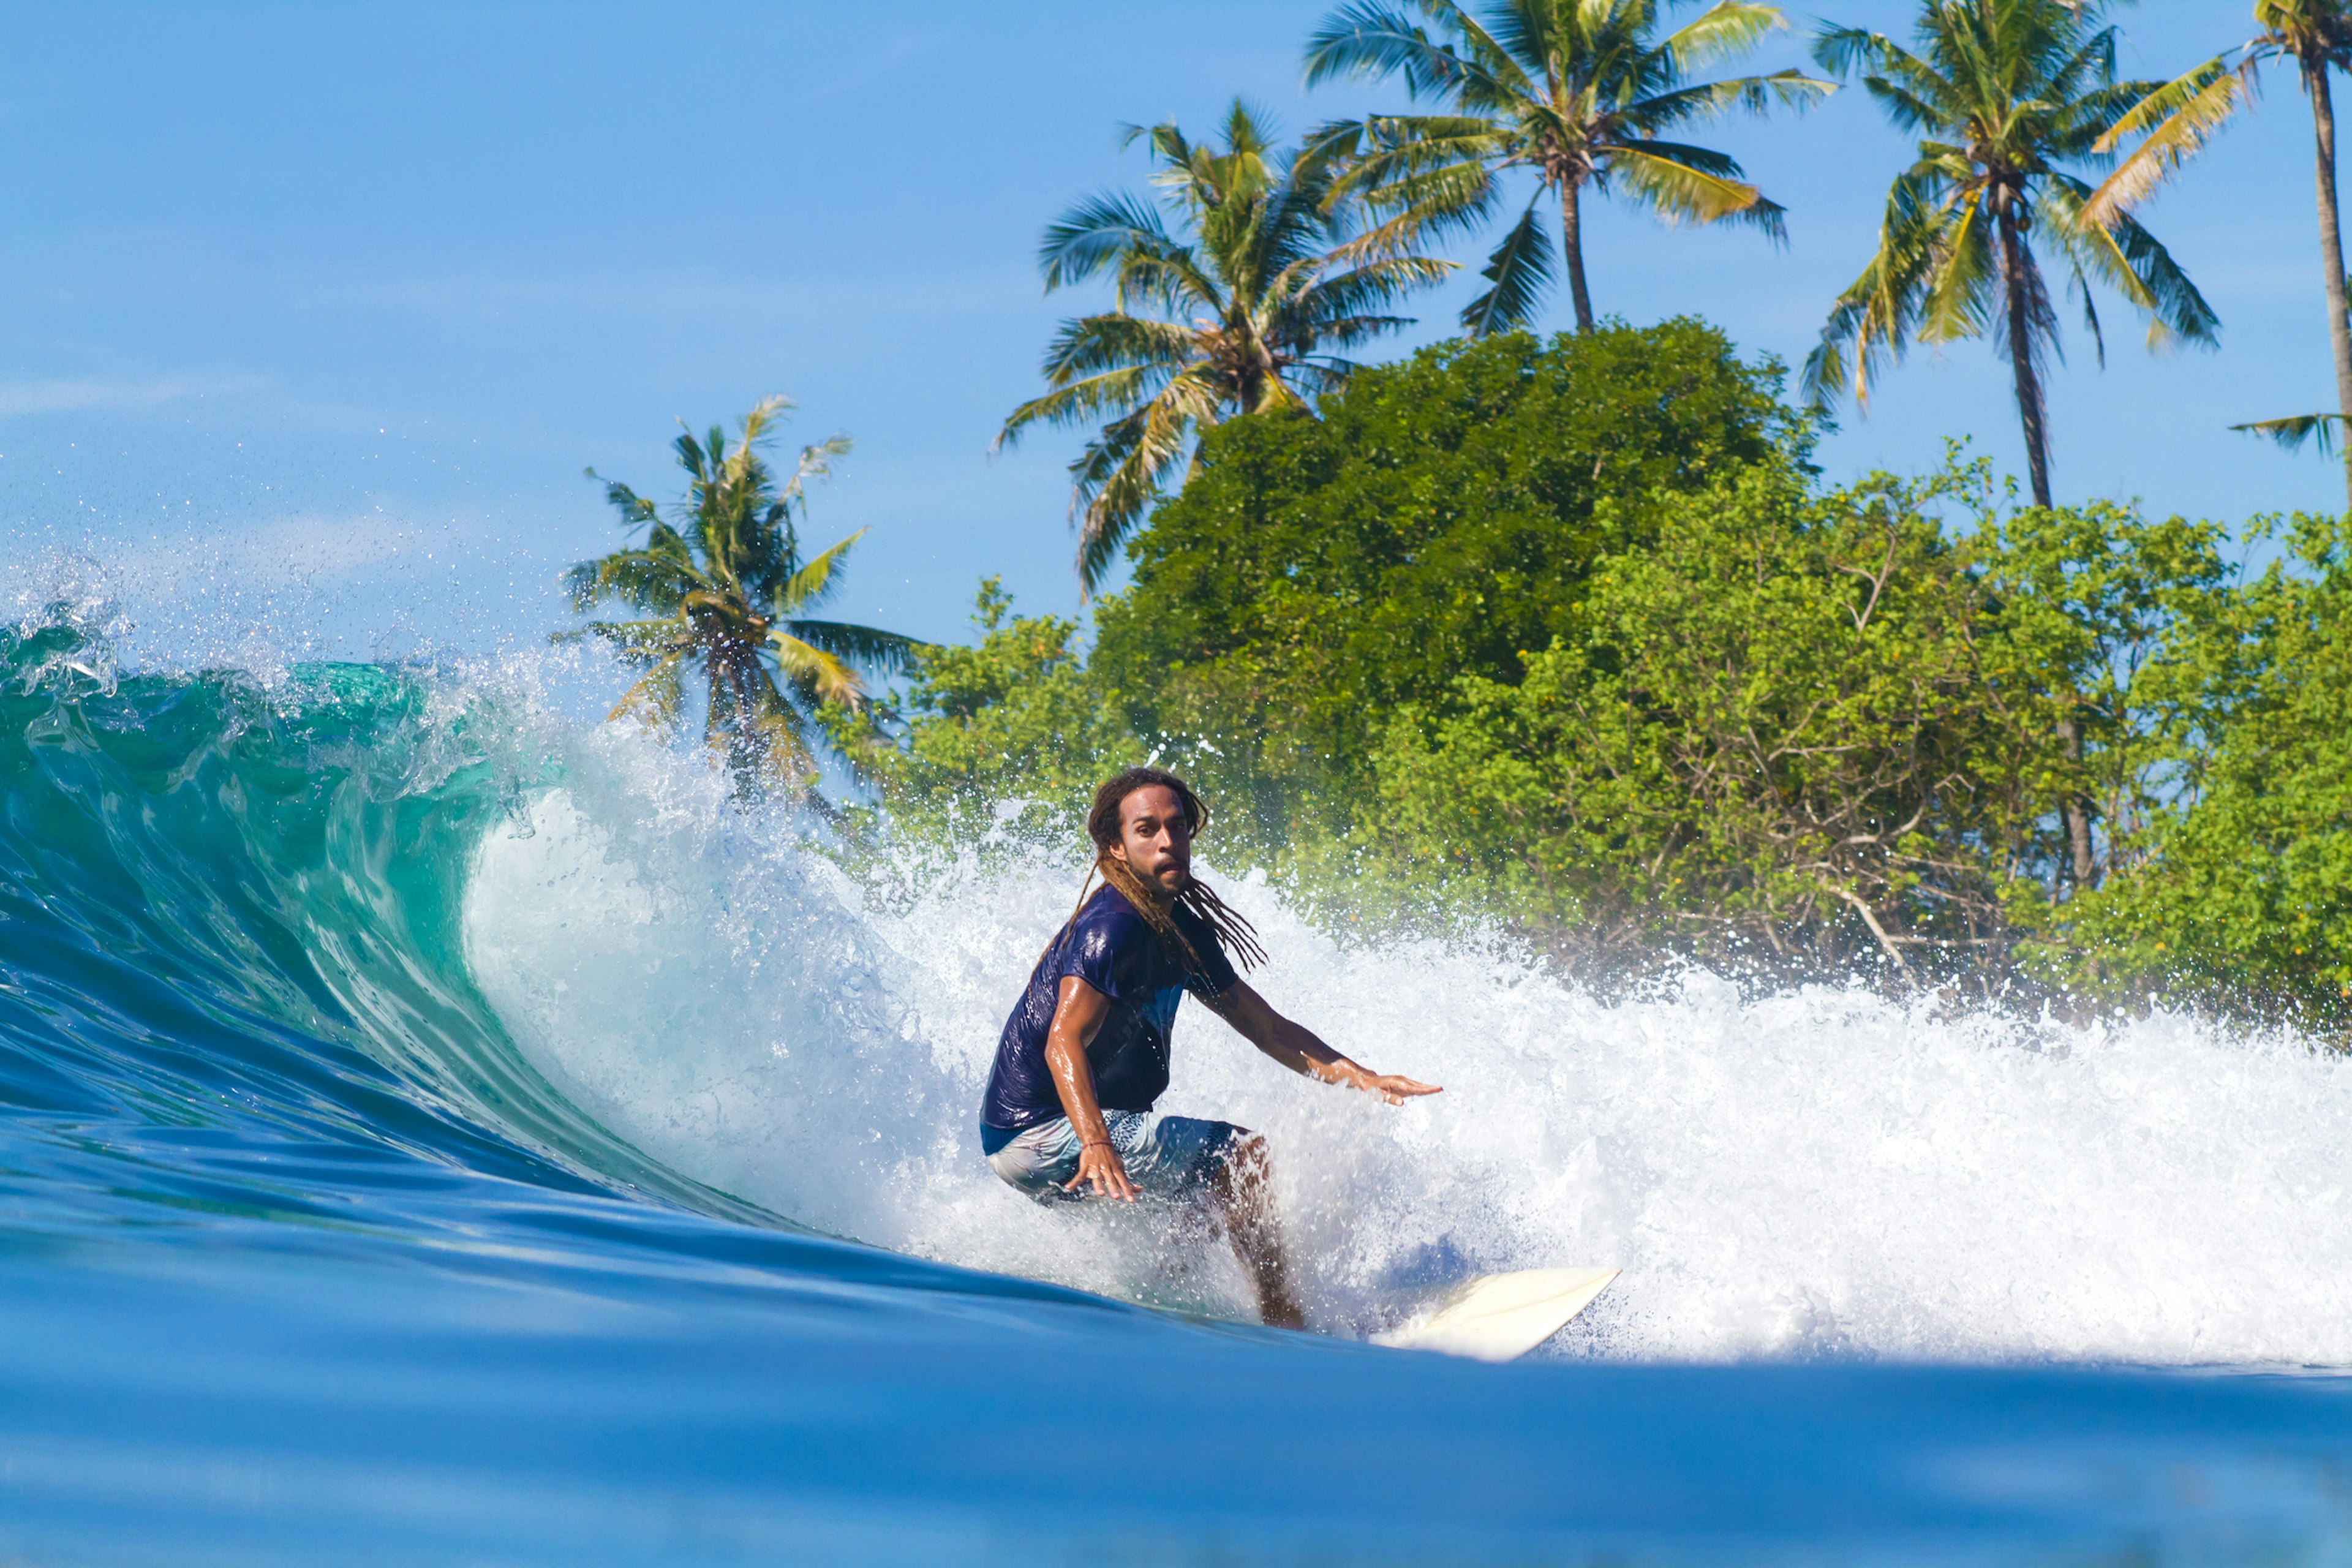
[557,398,917,797]
[2084,3,2352,508]
[1804,1,2222,512]
[1302,0,1832,336]
[996,99,1452,597]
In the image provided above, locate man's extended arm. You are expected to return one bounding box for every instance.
[1205,981,1440,1105]
[1042,975,1139,1200]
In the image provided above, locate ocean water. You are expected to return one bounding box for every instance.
[6,613,2352,1566]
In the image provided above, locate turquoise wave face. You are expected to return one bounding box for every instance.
[1,623,711,1226]
[9,617,2352,1565]
[0,620,1063,1290]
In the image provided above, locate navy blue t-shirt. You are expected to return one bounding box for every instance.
[979,884,1242,1150]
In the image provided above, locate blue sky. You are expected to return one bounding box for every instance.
[0,0,2340,665]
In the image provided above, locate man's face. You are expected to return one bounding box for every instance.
[1111,785,1193,896]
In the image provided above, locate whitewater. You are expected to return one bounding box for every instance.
[6,614,2352,1564]
[470,771,2352,1365]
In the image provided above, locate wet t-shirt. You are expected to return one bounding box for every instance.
[979,884,1241,1151]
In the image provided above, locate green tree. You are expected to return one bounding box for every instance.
[2046,513,2352,1024]
[1805,0,2222,510]
[558,397,918,796]
[1303,0,1831,334]
[1087,320,1796,850]
[854,578,1135,813]
[997,100,1451,595]
[1369,456,2226,981]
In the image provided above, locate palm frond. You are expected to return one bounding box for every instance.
[2042,176,2223,349]
[2231,412,2348,456]
[778,619,923,678]
[1609,141,1783,236]
[560,532,706,615]
[1296,314,1419,353]
[1460,197,1554,335]
[997,363,1174,450]
[778,432,853,505]
[556,616,691,664]
[735,394,795,453]
[767,630,870,709]
[1071,379,1212,596]
[605,650,689,731]
[1304,0,1514,99]
[1804,164,1953,410]
[1626,69,1836,130]
[1041,192,1178,291]
[2082,55,2250,227]
[777,528,864,616]
[587,472,662,532]
[1917,191,1996,345]
[1812,23,1896,80]
[1038,313,1205,382]
[1662,1,1789,74]
[1290,252,1455,322]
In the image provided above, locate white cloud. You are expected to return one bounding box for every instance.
[0,374,271,419]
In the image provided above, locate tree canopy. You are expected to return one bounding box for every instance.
[1087,318,1797,840]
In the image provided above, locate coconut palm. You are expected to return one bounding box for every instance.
[1804,0,2222,511]
[557,397,918,797]
[1302,0,1832,336]
[996,99,1452,597]
[2084,2,2352,507]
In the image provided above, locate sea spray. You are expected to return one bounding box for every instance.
[461,736,2352,1364]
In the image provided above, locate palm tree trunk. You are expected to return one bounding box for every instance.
[1997,198,2087,870]
[1559,178,1596,334]
[1997,206,2054,510]
[2305,55,2352,513]
[2056,714,2095,891]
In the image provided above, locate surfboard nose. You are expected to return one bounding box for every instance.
[1373,1267,1621,1362]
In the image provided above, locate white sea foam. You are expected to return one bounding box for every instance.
[462,745,2352,1364]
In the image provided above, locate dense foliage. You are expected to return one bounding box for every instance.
[1086,320,1791,847]
[865,322,2352,1025]
[2050,513,2352,1019]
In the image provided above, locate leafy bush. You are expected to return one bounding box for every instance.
[2045,514,2352,1025]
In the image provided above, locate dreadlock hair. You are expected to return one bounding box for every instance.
[1053,767,1267,978]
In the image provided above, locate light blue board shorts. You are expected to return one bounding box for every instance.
[986,1111,1244,1205]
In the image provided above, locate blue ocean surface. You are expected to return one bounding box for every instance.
[5,616,2352,1566]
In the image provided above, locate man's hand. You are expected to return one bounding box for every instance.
[1065,1138,1138,1201]
[1345,1068,1442,1106]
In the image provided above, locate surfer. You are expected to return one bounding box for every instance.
[978,767,1440,1329]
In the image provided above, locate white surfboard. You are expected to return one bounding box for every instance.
[1372,1267,1619,1362]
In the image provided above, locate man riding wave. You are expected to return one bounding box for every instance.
[978,767,1440,1327]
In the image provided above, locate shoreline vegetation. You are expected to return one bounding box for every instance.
[848,323,2352,1028]
[557,2,2352,1032]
